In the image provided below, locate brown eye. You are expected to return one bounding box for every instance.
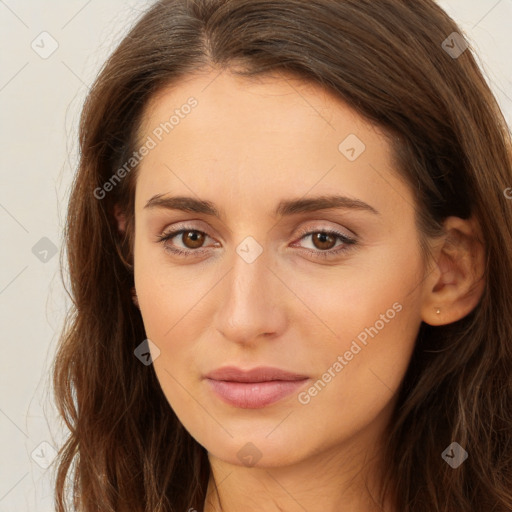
[311,232,337,251]
[157,227,216,258]
[291,228,357,260]
[181,230,205,249]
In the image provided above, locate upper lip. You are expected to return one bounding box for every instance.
[204,366,309,383]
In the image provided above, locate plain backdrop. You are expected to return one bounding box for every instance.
[0,1,511,510]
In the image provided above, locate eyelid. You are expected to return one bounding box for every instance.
[159,220,355,241]
[293,223,356,242]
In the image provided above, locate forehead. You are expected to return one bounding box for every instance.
[139,68,379,141]
[134,69,408,221]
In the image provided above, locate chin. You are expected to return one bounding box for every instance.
[195,421,317,468]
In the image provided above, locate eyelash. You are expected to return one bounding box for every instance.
[156,226,357,260]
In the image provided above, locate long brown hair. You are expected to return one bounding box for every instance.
[53,0,512,510]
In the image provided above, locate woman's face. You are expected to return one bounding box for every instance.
[133,69,427,468]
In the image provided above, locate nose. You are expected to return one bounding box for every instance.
[214,247,287,345]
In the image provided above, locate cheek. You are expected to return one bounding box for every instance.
[133,243,223,400]
[291,243,424,420]
[135,272,212,379]
[294,303,419,451]
[134,234,214,337]
[133,256,214,428]
[282,237,422,343]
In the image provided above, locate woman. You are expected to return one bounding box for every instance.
[53,0,512,510]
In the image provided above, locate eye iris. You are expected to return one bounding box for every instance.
[183,231,205,249]
[312,232,336,250]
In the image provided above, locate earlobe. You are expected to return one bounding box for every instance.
[421,216,485,326]
[131,286,140,309]
[112,203,134,272]
[114,203,127,233]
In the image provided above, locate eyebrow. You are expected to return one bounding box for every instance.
[143,194,379,217]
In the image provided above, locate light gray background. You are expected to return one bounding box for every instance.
[1,1,511,510]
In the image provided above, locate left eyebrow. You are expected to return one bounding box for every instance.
[143,193,380,218]
[274,194,379,216]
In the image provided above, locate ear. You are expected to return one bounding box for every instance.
[114,203,127,234]
[421,215,485,326]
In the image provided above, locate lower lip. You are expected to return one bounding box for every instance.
[205,378,309,409]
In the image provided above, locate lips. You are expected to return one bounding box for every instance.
[203,366,310,408]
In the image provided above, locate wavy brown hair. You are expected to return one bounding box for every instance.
[53,0,512,510]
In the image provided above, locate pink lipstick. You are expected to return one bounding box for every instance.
[204,366,309,409]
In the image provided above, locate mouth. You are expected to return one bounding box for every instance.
[203,366,310,409]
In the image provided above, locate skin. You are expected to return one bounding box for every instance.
[120,68,485,512]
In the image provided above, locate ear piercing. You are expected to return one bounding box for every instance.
[435,307,441,314]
